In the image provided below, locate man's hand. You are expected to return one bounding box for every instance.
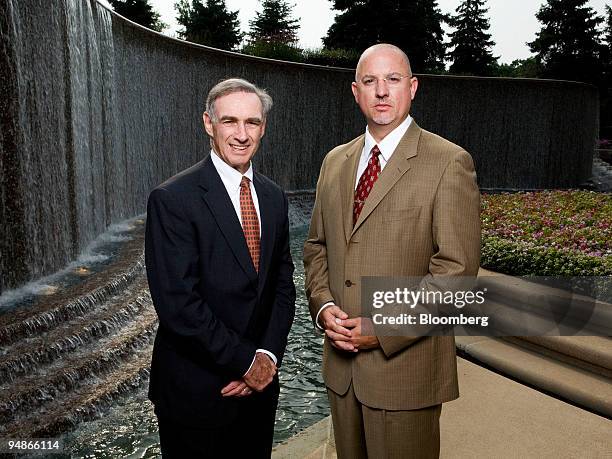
[341,317,379,350]
[320,305,356,352]
[221,379,253,397]
[243,352,277,392]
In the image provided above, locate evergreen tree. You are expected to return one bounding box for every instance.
[109,0,166,32]
[600,6,612,137]
[605,6,612,51]
[447,0,497,76]
[528,0,603,84]
[323,0,447,73]
[248,0,300,45]
[175,0,243,50]
[602,5,612,79]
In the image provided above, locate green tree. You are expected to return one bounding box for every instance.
[493,58,542,78]
[109,0,166,32]
[604,6,612,51]
[323,0,447,73]
[248,0,300,45]
[175,0,243,50]
[447,0,497,76]
[600,6,612,138]
[528,0,603,84]
[602,5,612,80]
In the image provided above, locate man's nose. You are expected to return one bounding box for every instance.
[375,78,389,98]
[234,122,248,141]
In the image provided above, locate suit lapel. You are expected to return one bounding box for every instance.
[351,121,422,237]
[340,136,365,244]
[253,173,275,295]
[198,156,258,287]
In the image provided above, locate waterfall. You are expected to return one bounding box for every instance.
[0,0,599,295]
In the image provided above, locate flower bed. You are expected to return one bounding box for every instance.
[481,191,612,276]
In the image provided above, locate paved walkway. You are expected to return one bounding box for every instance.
[273,357,611,458]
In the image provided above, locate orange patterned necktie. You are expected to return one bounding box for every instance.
[239,176,260,272]
[353,145,381,225]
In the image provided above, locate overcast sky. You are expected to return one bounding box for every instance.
[104,0,610,64]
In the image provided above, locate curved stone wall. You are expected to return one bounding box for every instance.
[0,0,599,293]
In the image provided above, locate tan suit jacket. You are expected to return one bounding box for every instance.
[304,120,481,411]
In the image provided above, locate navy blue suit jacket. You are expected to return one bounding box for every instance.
[145,155,296,426]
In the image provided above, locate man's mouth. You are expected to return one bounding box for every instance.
[230,144,250,151]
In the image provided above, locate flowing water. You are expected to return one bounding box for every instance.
[59,226,329,457]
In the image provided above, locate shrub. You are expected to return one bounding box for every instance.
[241,40,305,62]
[481,191,612,276]
[301,48,359,68]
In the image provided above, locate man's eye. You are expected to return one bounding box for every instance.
[388,76,402,84]
[362,78,375,85]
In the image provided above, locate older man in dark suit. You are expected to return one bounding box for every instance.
[145,78,295,458]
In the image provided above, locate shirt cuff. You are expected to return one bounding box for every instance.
[315,302,335,330]
[242,349,278,377]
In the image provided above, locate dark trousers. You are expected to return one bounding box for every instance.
[157,389,279,459]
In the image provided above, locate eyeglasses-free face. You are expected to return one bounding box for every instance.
[203,92,266,174]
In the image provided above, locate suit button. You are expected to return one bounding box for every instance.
[345,280,353,287]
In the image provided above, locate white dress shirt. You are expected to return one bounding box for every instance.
[210,151,277,371]
[315,115,413,328]
[355,115,413,189]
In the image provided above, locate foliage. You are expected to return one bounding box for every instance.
[109,0,166,32]
[481,191,612,276]
[248,0,300,45]
[446,0,497,76]
[302,48,360,68]
[492,58,543,78]
[175,0,243,50]
[323,0,447,74]
[240,42,359,68]
[528,0,603,84]
[601,7,612,86]
[241,40,305,62]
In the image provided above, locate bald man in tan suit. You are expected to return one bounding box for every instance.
[303,44,481,458]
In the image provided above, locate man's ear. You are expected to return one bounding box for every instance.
[410,77,418,101]
[351,81,359,103]
[203,112,214,137]
[260,119,266,137]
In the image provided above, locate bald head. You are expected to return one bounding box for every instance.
[351,43,418,142]
[355,44,412,81]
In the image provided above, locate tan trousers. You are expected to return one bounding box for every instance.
[328,383,442,459]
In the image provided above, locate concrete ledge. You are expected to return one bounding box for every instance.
[273,417,333,459]
[456,336,612,417]
[503,336,612,378]
[477,269,612,336]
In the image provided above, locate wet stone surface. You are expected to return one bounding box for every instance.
[1,218,327,456]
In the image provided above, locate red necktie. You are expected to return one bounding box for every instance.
[353,145,381,225]
[240,176,260,272]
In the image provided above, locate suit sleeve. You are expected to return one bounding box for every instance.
[303,156,336,324]
[145,187,257,376]
[378,149,481,357]
[258,192,296,367]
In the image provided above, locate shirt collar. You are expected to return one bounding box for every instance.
[364,115,413,161]
[210,150,254,189]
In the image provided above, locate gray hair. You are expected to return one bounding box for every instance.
[205,78,273,122]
